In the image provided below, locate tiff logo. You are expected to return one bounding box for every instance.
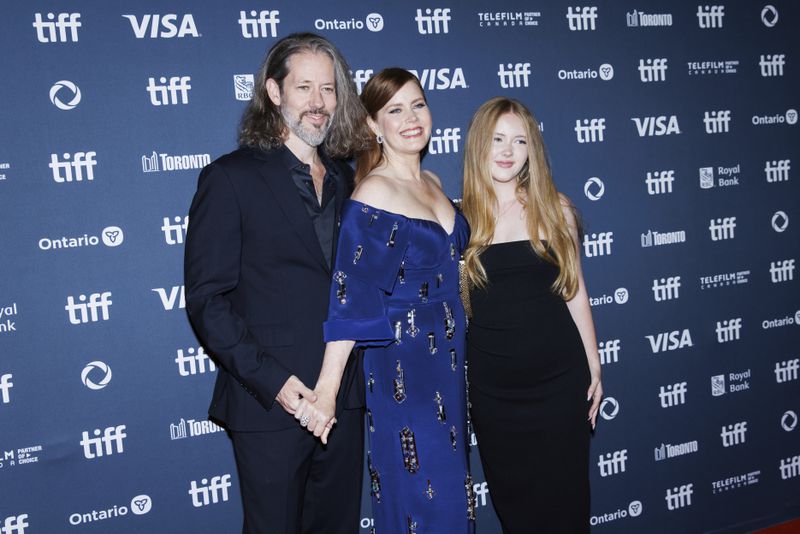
[652,276,681,301]
[566,7,598,31]
[639,58,668,82]
[759,54,785,77]
[765,159,790,182]
[49,152,97,183]
[33,12,81,42]
[582,232,613,257]
[153,286,185,311]
[720,421,747,447]
[716,318,742,343]
[597,449,627,477]
[598,339,620,364]
[176,346,217,376]
[80,425,127,459]
[1,515,29,534]
[704,110,731,134]
[575,118,605,143]
[473,482,489,508]
[0,373,12,404]
[697,5,724,28]
[239,10,280,38]
[162,216,189,245]
[780,456,800,480]
[147,76,191,106]
[770,259,795,283]
[65,292,112,325]
[415,8,451,34]
[659,382,687,408]
[665,484,693,510]
[189,474,232,507]
[775,359,799,383]
[352,69,373,94]
[428,128,461,155]
[709,217,736,240]
[646,170,675,194]
[498,63,531,88]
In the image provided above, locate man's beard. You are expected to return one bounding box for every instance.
[281,104,333,147]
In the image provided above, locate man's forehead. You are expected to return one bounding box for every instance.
[286,51,334,78]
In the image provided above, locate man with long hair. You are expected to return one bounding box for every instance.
[184,33,369,533]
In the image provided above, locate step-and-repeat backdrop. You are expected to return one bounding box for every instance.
[1,1,798,532]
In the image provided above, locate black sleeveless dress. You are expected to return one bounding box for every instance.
[467,240,590,533]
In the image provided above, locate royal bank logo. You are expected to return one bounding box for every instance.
[646,170,674,194]
[33,13,80,42]
[700,269,749,290]
[239,10,279,38]
[599,397,619,420]
[49,152,97,183]
[775,358,799,383]
[704,110,731,134]
[712,471,760,493]
[698,164,741,188]
[646,329,692,353]
[659,382,687,408]
[189,474,232,507]
[665,484,693,510]
[39,226,124,251]
[415,8,451,34]
[49,80,81,110]
[753,109,798,126]
[590,501,643,527]
[0,373,12,404]
[710,369,751,396]
[407,68,467,90]
[147,76,191,106]
[687,59,738,75]
[762,310,800,330]
[652,276,681,302]
[697,5,724,28]
[762,5,779,27]
[162,216,189,245]
[627,10,672,27]
[632,115,680,137]
[566,6,598,31]
[639,58,667,82]
[575,118,605,143]
[152,286,185,311]
[654,440,698,461]
[478,11,540,27]
[759,54,785,77]
[598,339,620,364]
[1,514,29,533]
[709,217,736,241]
[716,318,742,343]
[720,421,747,447]
[498,62,531,88]
[583,232,613,257]
[141,151,210,173]
[81,361,112,390]
[80,425,127,459]
[590,288,628,306]
[765,160,791,182]
[558,63,614,81]
[122,14,200,38]
[170,418,224,440]
[0,303,17,335]
[782,410,798,432]
[641,229,686,247]
[0,162,9,181]
[428,128,461,155]
[598,449,627,477]
[779,456,800,480]
[234,74,254,101]
[711,374,726,396]
[315,13,384,32]
[584,177,604,201]
[769,259,795,283]
[65,292,112,325]
[176,346,217,376]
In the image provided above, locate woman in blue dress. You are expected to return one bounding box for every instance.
[295,68,475,533]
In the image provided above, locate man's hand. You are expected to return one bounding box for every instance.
[275,375,317,415]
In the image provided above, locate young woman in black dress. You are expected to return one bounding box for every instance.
[461,97,603,533]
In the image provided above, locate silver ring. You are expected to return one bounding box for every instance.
[300,415,310,427]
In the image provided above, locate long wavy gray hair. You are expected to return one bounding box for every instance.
[238,32,370,159]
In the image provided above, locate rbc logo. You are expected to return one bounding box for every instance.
[147,76,191,106]
[49,152,97,183]
[415,8,451,34]
[122,14,199,38]
[497,63,531,88]
[33,12,81,42]
[428,128,461,155]
[239,10,280,38]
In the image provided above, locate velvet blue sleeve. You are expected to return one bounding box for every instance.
[323,202,409,348]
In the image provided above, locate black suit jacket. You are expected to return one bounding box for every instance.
[184,146,363,431]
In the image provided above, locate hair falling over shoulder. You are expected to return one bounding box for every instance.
[461,97,580,300]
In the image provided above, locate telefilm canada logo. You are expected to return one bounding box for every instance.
[478,11,541,28]
[1,443,45,469]
[712,471,760,494]
[687,60,738,75]
[699,269,749,290]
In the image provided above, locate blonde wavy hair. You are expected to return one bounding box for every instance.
[462,97,579,299]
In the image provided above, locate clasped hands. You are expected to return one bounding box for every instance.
[276,375,337,444]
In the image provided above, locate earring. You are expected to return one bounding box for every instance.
[376,134,383,144]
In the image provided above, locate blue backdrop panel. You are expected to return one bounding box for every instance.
[1,1,798,533]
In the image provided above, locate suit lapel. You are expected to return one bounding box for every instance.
[256,149,330,272]
[331,162,352,268]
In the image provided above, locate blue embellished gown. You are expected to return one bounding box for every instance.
[324,200,475,533]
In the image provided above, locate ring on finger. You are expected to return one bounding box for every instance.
[300,415,310,427]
